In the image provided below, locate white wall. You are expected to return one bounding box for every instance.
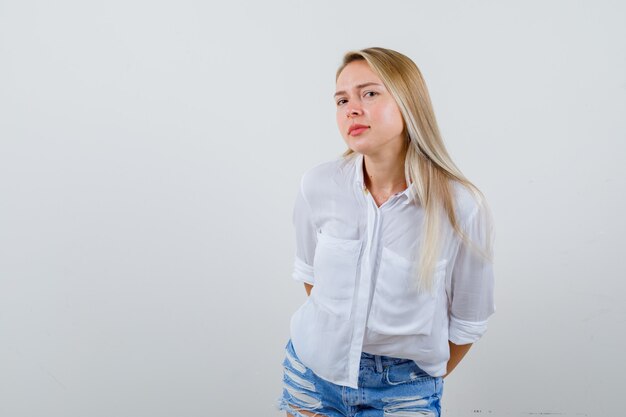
[1,1,624,416]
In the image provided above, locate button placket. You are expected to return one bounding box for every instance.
[347,183,381,385]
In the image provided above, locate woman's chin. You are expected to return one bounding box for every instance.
[345,139,374,154]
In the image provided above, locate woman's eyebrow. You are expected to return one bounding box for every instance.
[334,82,382,98]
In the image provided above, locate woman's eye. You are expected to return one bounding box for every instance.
[336,91,377,106]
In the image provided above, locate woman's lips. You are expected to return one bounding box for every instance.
[349,127,369,136]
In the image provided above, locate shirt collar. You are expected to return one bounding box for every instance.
[353,152,414,206]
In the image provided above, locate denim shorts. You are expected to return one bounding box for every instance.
[275,338,443,417]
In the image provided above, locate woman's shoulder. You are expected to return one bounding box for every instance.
[449,180,490,226]
[300,155,353,192]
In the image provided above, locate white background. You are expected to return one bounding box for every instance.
[1,1,624,416]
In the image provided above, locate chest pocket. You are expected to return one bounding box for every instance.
[311,230,362,320]
[367,246,448,336]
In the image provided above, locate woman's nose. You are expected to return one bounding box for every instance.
[346,106,363,118]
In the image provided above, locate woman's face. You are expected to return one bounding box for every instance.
[335,60,405,157]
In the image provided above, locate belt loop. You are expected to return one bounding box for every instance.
[375,355,383,373]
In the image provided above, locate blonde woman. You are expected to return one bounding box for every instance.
[276,47,496,417]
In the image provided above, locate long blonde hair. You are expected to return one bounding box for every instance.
[336,47,494,294]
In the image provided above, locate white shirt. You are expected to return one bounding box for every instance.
[288,152,496,389]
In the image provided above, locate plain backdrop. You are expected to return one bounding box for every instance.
[1,1,624,416]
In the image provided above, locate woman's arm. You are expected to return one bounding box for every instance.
[304,283,313,296]
[444,340,473,379]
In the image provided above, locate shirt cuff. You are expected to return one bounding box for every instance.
[292,257,314,285]
[448,315,489,345]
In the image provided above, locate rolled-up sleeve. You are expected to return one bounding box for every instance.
[291,174,317,285]
[448,202,496,345]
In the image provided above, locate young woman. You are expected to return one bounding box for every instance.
[276,47,496,417]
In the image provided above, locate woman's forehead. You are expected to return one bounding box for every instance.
[337,61,376,83]
[336,64,385,95]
